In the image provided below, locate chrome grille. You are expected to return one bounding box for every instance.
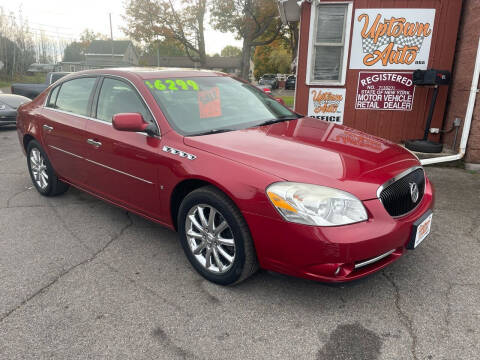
[379,167,425,217]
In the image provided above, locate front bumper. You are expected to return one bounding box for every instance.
[244,176,435,282]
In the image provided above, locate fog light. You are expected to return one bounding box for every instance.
[334,266,341,276]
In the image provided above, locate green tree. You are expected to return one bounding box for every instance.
[62,29,108,62]
[63,42,84,62]
[140,38,187,66]
[220,45,241,57]
[79,29,108,46]
[253,39,291,79]
[123,0,208,66]
[210,0,283,80]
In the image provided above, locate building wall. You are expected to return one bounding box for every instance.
[443,0,480,163]
[124,44,139,65]
[295,0,463,144]
[85,55,131,67]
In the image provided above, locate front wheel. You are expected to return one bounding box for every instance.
[27,140,69,196]
[178,186,258,285]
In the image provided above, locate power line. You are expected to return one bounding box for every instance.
[27,21,72,30]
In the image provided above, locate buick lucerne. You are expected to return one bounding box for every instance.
[16,69,434,285]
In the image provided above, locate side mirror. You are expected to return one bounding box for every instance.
[275,97,286,106]
[112,113,158,136]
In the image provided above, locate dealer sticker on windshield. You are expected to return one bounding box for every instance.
[407,210,433,249]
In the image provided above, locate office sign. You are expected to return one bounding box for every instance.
[307,88,346,124]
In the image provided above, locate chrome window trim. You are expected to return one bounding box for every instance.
[42,74,97,108]
[47,145,154,185]
[43,106,156,138]
[376,165,424,199]
[42,73,161,137]
[354,249,396,269]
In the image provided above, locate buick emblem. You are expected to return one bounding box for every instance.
[409,182,419,203]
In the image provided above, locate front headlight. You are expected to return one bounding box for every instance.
[266,182,368,226]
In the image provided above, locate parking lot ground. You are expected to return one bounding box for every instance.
[0,126,479,359]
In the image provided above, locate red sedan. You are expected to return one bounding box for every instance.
[16,69,434,285]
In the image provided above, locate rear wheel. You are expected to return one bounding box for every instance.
[27,140,69,196]
[178,186,258,285]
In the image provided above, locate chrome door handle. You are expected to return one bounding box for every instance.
[86,139,102,147]
[43,124,53,132]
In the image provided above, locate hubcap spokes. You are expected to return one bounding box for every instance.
[30,148,49,190]
[185,204,235,274]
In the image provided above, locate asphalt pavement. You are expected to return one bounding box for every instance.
[0,126,479,359]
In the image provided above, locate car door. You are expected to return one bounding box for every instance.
[83,76,162,217]
[40,77,98,186]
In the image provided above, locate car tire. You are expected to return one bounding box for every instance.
[27,140,69,196]
[178,186,258,285]
[404,139,443,153]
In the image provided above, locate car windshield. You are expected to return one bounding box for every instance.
[263,74,276,79]
[145,76,298,136]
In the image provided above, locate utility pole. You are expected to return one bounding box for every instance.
[109,13,114,66]
[157,37,160,67]
[10,15,16,78]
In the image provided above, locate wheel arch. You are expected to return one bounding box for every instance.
[23,133,36,152]
[170,177,241,232]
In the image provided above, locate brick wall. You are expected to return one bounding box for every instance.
[443,0,480,163]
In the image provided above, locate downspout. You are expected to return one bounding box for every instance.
[421,37,480,165]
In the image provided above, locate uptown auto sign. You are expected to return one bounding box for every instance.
[307,88,346,124]
[349,9,436,70]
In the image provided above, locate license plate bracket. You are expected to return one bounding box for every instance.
[407,210,433,249]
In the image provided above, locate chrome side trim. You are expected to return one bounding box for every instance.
[376,166,424,199]
[48,145,83,159]
[354,249,396,269]
[162,145,196,160]
[84,158,154,184]
[48,145,154,185]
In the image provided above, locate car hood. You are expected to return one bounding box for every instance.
[184,118,420,200]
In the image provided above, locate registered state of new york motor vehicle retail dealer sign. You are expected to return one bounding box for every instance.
[355,72,415,111]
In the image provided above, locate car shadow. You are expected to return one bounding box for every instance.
[0,125,16,132]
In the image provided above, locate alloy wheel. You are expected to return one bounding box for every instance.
[30,148,49,190]
[185,204,236,274]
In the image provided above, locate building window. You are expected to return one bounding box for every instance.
[307,2,352,85]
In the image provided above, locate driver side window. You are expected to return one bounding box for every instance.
[96,78,152,124]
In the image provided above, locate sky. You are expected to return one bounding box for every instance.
[1,0,242,55]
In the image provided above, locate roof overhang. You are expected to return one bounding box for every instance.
[277,0,303,24]
[85,53,124,57]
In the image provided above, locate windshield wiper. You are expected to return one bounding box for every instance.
[191,128,235,136]
[255,116,299,127]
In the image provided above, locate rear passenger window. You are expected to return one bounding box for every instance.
[96,78,151,123]
[47,86,60,108]
[55,78,96,116]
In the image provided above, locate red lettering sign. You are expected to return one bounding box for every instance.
[198,87,222,118]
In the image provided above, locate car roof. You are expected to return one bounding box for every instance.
[66,67,228,80]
